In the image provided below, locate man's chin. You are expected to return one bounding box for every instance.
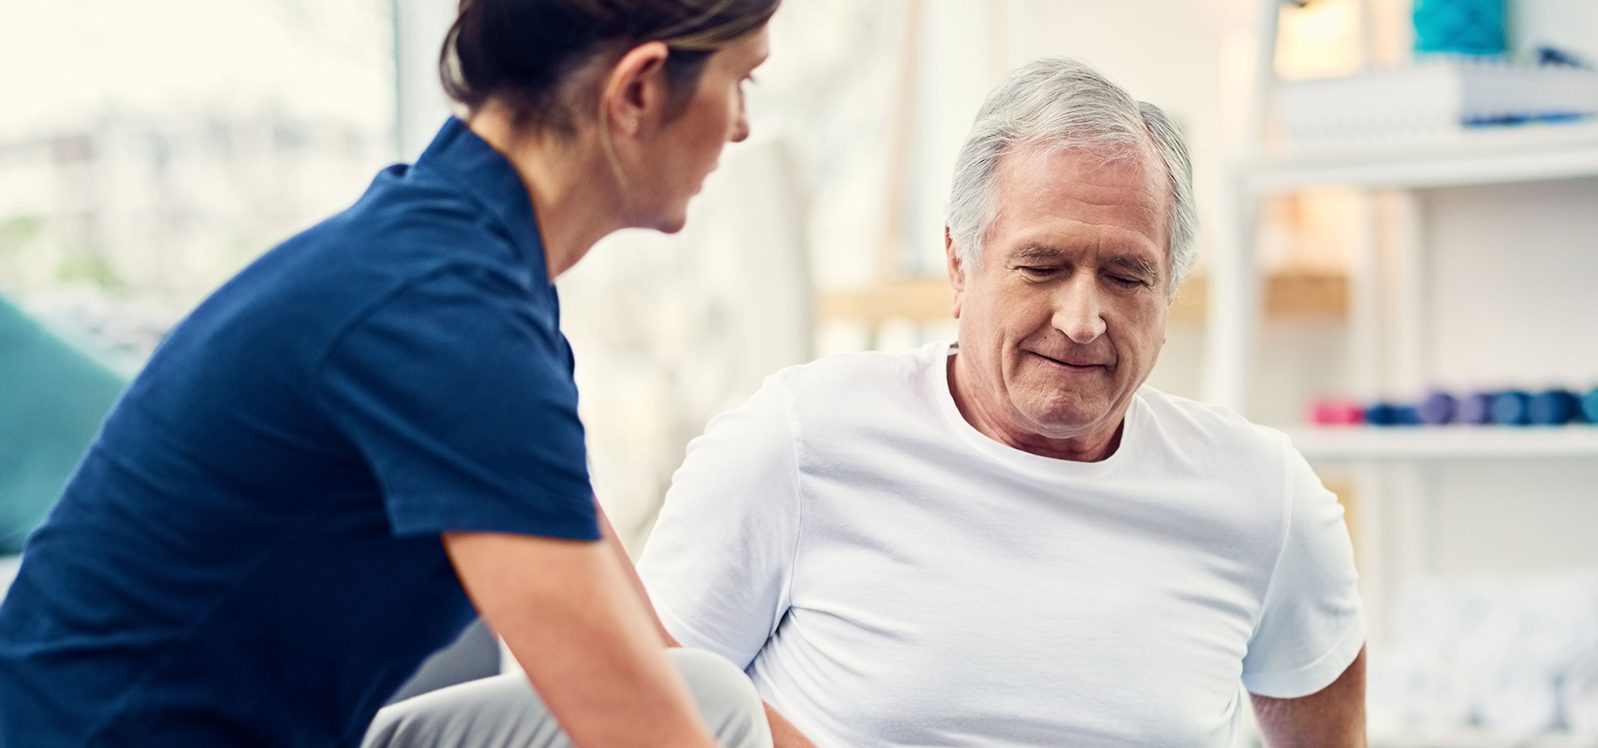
[1021,396,1117,434]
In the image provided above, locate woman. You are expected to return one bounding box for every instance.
[0,1,779,746]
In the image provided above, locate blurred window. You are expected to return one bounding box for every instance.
[0,0,395,363]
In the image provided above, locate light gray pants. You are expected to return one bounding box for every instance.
[363,648,772,748]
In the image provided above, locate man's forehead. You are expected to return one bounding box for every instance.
[989,146,1170,253]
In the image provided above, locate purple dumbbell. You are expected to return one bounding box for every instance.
[1418,391,1456,425]
[1456,391,1496,425]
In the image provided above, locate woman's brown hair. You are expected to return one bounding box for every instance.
[440,0,779,135]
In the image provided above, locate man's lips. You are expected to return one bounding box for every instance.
[1027,350,1111,369]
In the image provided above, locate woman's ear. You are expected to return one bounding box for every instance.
[602,41,671,137]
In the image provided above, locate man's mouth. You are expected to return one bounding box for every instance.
[1028,351,1110,370]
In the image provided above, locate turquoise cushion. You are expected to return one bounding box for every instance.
[1413,0,1506,56]
[0,296,127,553]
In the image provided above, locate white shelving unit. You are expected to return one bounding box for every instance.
[1218,3,1598,747]
[1208,125,1598,414]
[1207,1,1598,467]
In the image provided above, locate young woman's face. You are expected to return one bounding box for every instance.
[634,27,769,232]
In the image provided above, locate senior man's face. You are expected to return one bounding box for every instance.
[946,143,1171,460]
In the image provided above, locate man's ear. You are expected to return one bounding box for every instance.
[602,41,671,137]
[945,226,964,319]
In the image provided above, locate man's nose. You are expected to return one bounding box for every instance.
[1052,278,1107,344]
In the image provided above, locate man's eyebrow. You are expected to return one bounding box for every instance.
[1011,244,1068,262]
[1105,254,1161,278]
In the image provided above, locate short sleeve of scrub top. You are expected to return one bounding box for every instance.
[318,262,598,541]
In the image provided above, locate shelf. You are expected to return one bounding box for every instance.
[816,277,953,327]
[1239,120,1598,194]
[1372,728,1596,748]
[816,271,1346,326]
[1284,425,1598,462]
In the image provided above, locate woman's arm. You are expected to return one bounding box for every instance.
[443,530,718,748]
[594,505,817,747]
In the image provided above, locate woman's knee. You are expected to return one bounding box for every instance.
[362,673,549,747]
[667,649,770,747]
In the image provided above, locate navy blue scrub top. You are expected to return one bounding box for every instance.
[0,118,598,747]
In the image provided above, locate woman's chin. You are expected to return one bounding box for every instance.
[653,212,690,234]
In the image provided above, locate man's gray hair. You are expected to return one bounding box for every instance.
[946,57,1198,293]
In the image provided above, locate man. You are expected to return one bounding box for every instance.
[639,57,1366,747]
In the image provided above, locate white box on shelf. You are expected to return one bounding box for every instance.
[1276,59,1598,146]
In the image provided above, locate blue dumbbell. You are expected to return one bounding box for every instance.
[1527,389,1580,426]
[1489,391,1532,426]
[1365,402,1420,427]
[1582,388,1598,424]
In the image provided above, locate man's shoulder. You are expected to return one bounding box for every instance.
[736,345,946,442]
[1135,386,1287,457]
[766,344,939,398]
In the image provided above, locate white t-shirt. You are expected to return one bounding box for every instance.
[638,342,1363,747]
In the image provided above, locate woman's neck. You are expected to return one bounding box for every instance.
[465,103,624,280]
